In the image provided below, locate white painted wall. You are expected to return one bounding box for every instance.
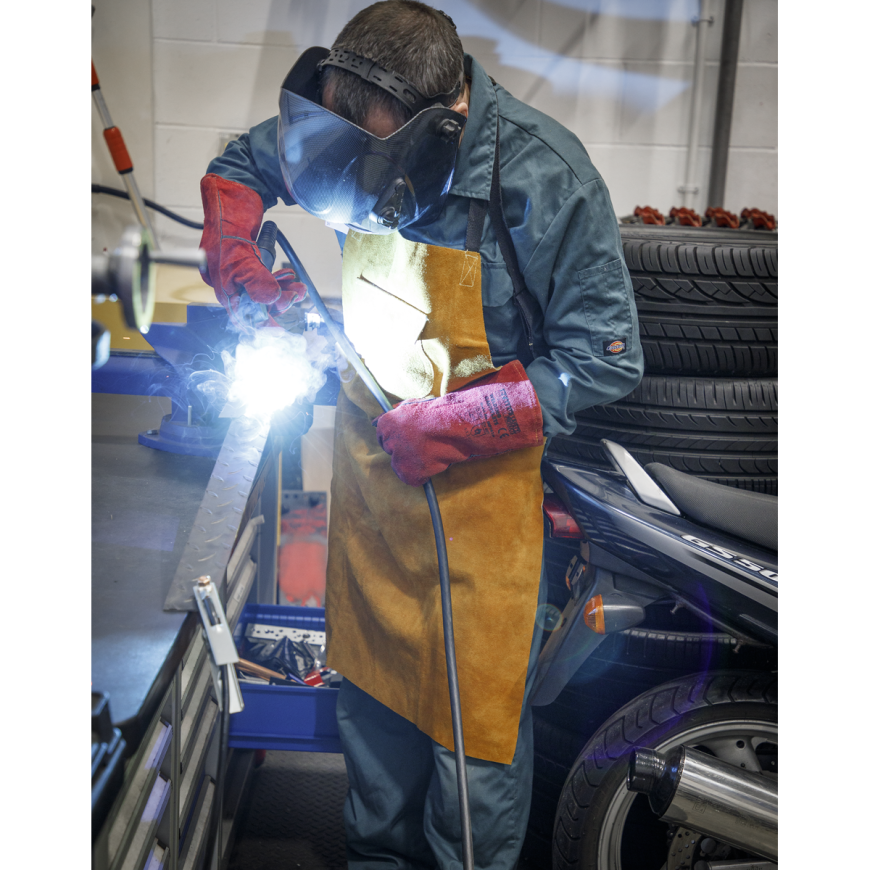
[92,0,156,258]
[92,0,777,277]
[91,0,776,505]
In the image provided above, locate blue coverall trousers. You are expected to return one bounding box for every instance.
[336,570,547,870]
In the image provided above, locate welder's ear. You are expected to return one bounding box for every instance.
[451,87,469,149]
[451,93,469,120]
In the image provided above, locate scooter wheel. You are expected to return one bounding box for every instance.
[552,669,777,870]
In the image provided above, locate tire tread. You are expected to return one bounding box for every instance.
[552,671,777,869]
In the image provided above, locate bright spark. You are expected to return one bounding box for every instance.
[226,330,323,421]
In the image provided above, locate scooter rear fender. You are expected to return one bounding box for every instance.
[530,563,661,707]
[542,459,778,645]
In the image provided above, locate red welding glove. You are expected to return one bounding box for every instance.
[375,360,544,487]
[199,174,307,323]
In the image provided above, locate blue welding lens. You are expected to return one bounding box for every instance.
[278,47,466,235]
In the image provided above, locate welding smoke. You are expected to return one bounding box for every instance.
[219,324,346,421]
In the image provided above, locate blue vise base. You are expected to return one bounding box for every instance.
[91,305,236,458]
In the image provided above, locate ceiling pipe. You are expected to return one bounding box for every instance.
[707,0,745,209]
[679,0,714,208]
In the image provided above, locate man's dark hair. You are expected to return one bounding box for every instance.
[322,1,464,129]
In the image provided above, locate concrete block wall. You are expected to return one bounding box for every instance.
[92,0,158,261]
[92,0,777,273]
[90,0,776,528]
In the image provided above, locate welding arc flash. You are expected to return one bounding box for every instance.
[227,339,312,420]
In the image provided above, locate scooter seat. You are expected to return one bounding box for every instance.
[645,463,777,553]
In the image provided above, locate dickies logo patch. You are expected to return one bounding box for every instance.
[604,339,626,355]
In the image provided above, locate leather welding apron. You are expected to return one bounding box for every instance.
[324,229,545,765]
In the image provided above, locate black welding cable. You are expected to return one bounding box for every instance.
[91,183,205,230]
[274,227,475,870]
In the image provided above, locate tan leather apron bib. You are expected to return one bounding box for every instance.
[324,229,544,765]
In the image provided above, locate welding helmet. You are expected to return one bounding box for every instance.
[278,47,466,235]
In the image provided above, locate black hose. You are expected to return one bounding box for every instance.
[422,481,474,865]
[274,227,474,870]
[91,183,205,230]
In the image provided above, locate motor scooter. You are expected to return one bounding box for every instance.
[528,440,777,870]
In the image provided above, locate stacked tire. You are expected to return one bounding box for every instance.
[522,225,779,868]
[548,224,778,494]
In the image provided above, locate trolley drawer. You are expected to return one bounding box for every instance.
[228,605,341,753]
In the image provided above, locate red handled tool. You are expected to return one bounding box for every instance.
[92,60,160,249]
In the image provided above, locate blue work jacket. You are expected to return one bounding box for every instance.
[207,54,643,438]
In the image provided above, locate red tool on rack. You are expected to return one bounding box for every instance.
[705,207,741,228]
[669,206,703,227]
[633,205,666,225]
[741,208,777,230]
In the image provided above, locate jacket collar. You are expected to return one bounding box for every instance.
[448,54,497,201]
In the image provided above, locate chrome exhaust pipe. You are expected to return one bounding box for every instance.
[627,746,777,862]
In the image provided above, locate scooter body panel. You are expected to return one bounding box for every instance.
[544,461,777,639]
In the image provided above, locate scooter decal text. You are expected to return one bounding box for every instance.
[681,535,778,582]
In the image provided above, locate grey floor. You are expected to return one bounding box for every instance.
[228,752,350,870]
[227,751,542,870]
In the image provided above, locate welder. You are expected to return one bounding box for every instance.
[198,2,643,866]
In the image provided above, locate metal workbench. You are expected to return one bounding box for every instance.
[92,392,278,870]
